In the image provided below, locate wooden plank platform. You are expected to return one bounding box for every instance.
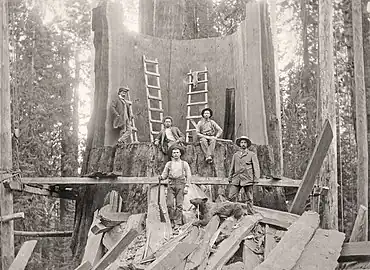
[19,176,301,187]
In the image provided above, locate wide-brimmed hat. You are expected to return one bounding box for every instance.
[167,144,185,156]
[118,86,130,93]
[201,108,213,117]
[235,136,252,147]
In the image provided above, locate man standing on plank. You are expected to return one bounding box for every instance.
[196,108,223,163]
[228,136,260,210]
[154,116,185,155]
[159,145,191,229]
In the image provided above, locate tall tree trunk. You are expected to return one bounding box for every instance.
[0,1,14,269]
[361,0,370,240]
[317,0,338,229]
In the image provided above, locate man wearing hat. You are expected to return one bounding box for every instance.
[196,108,223,163]
[111,87,133,143]
[159,144,192,228]
[228,136,260,207]
[154,116,185,155]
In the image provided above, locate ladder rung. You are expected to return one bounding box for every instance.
[187,90,208,95]
[147,85,160,89]
[187,70,208,75]
[186,115,202,119]
[150,119,163,124]
[148,95,162,101]
[151,131,160,135]
[186,129,196,132]
[187,80,208,85]
[187,101,208,106]
[145,71,160,77]
[149,107,163,112]
[144,59,158,64]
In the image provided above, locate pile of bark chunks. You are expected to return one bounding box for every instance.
[76,194,348,270]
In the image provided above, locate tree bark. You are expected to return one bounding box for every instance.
[0,1,14,268]
[362,0,370,240]
[317,0,338,229]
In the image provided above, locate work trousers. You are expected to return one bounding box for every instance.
[199,137,216,158]
[118,125,132,143]
[228,184,254,204]
[166,182,185,226]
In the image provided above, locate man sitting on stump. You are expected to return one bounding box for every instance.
[154,116,185,155]
[111,87,133,144]
[228,136,260,211]
[159,145,191,229]
[196,108,223,163]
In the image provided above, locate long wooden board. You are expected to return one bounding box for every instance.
[82,211,104,266]
[339,241,370,262]
[8,240,37,270]
[20,176,301,187]
[289,120,333,215]
[255,211,320,270]
[254,206,299,227]
[206,214,262,270]
[292,229,344,270]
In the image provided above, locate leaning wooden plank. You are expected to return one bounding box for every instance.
[292,229,344,270]
[254,206,299,226]
[243,239,261,270]
[339,241,370,262]
[185,215,220,270]
[289,120,333,214]
[259,217,290,230]
[0,212,24,222]
[103,213,145,250]
[144,185,172,257]
[92,229,138,270]
[255,211,320,270]
[146,243,197,270]
[8,240,37,270]
[74,261,92,270]
[82,211,104,266]
[206,214,262,270]
[349,205,368,242]
[264,225,278,258]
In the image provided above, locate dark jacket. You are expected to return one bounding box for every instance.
[154,126,185,154]
[111,96,132,131]
[228,150,260,186]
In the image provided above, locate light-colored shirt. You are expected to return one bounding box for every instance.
[196,118,223,138]
[161,159,192,184]
[165,128,176,142]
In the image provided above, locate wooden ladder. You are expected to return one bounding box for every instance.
[125,89,138,142]
[186,67,209,142]
[143,55,164,141]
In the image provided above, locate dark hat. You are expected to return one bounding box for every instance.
[118,86,130,93]
[201,107,213,117]
[167,144,185,156]
[235,136,252,147]
[163,116,173,123]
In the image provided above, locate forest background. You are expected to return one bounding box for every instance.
[6,0,366,268]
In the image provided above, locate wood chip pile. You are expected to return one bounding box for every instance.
[77,202,349,270]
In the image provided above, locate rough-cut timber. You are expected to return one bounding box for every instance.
[0,212,24,223]
[292,229,344,270]
[75,261,92,270]
[353,0,368,240]
[14,231,73,237]
[243,239,261,270]
[185,216,220,270]
[145,185,172,257]
[350,205,368,242]
[8,240,37,270]
[317,0,338,230]
[92,229,138,270]
[290,120,333,215]
[82,211,104,266]
[264,225,278,257]
[255,211,320,270]
[206,214,262,270]
[254,206,299,226]
[0,0,14,268]
[339,241,370,262]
